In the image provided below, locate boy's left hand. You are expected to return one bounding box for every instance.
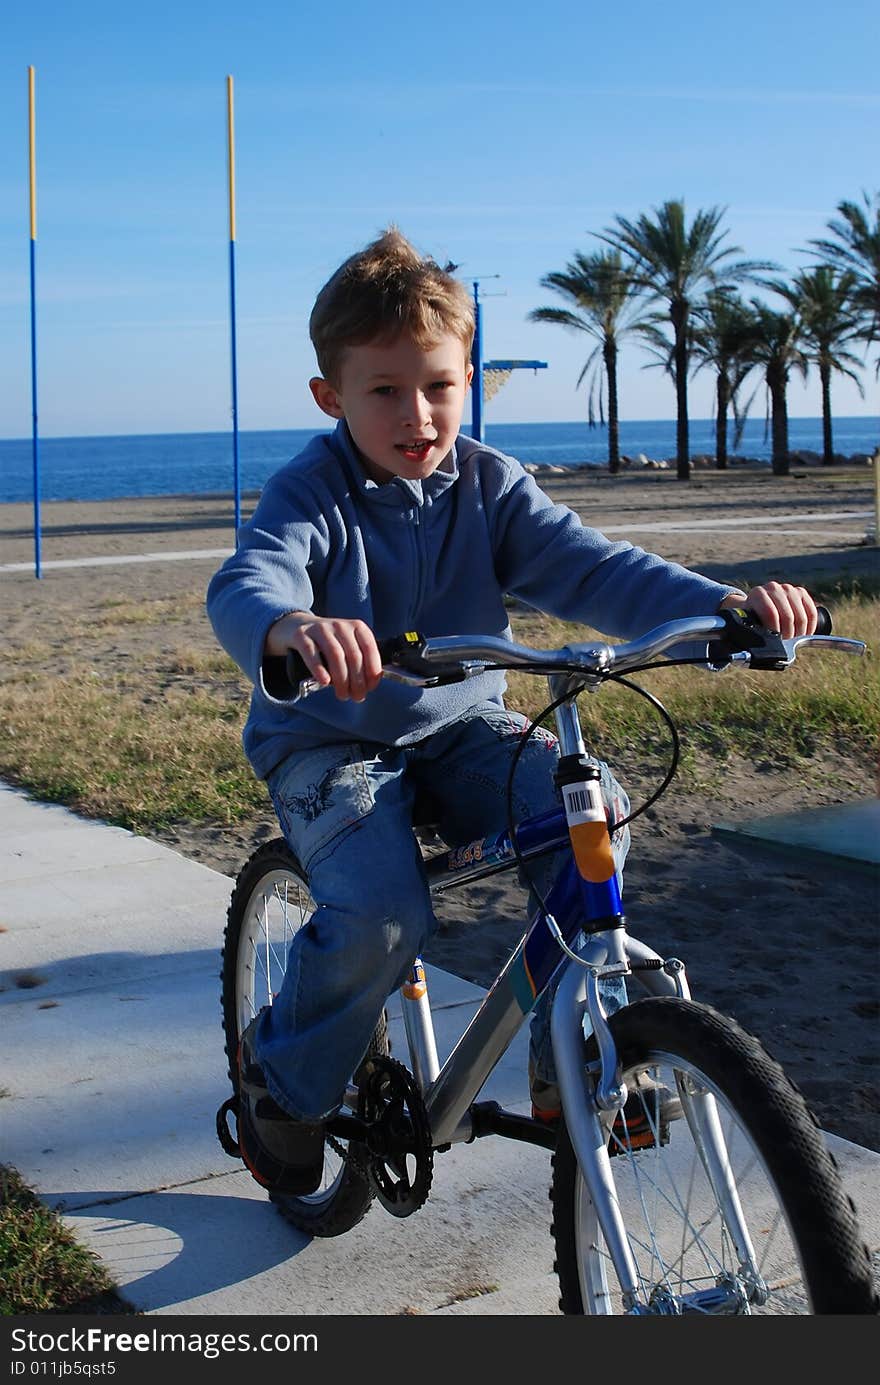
[718,583,818,638]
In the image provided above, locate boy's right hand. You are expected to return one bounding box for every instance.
[265,612,383,702]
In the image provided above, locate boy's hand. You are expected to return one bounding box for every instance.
[265,612,383,702]
[718,583,818,638]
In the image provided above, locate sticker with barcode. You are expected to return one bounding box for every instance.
[562,782,604,824]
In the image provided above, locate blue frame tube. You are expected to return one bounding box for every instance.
[423,804,623,1009]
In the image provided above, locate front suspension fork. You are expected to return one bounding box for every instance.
[551,933,764,1310]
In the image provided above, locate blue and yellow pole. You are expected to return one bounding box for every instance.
[28,65,42,579]
[226,75,241,534]
[471,281,483,443]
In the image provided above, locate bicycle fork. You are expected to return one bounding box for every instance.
[552,936,767,1313]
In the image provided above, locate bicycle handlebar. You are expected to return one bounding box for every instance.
[276,604,866,703]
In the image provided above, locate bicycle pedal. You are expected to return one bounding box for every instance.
[216,1094,241,1158]
[608,1119,670,1156]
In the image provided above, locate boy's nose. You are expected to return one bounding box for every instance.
[400,391,431,428]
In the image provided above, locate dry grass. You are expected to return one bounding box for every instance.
[0,587,875,835]
[505,593,878,771]
[0,661,268,830]
[84,592,205,630]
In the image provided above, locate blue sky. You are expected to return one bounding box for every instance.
[1,0,877,439]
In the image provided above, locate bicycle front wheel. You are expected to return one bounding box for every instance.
[551,997,876,1315]
[221,837,389,1238]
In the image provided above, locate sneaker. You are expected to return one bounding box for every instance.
[530,1072,564,1127]
[607,1072,683,1154]
[237,1014,325,1195]
[529,1068,682,1153]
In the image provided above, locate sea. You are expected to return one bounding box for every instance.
[0,417,877,505]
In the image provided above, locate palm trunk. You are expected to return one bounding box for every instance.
[671,301,690,481]
[605,339,620,474]
[820,359,834,464]
[715,372,730,470]
[768,366,790,477]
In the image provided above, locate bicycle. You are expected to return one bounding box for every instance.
[216,606,877,1315]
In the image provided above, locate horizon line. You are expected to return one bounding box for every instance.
[1,414,878,447]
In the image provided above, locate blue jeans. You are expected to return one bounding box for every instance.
[255,702,630,1122]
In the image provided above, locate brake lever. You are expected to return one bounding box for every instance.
[709,609,866,672]
[276,629,472,701]
[782,633,867,662]
[711,611,791,670]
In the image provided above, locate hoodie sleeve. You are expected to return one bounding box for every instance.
[206,473,329,686]
[488,459,736,638]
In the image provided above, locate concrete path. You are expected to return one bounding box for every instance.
[1,507,872,575]
[1,782,877,1316]
[715,797,880,876]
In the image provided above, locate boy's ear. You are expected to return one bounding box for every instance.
[309,377,344,419]
[465,362,474,391]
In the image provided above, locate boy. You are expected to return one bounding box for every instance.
[207,227,817,1194]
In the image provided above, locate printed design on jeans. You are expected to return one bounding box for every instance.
[527,722,558,750]
[286,764,346,824]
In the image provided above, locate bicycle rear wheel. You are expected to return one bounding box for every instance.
[221,837,389,1237]
[551,997,877,1315]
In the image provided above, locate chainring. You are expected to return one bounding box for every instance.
[357,1055,433,1217]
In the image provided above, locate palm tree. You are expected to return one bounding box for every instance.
[527,250,650,473]
[599,200,772,480]
[766,268,865,464]
[749,305,808,477]
[807,191,880,370]
[689,291,761,470]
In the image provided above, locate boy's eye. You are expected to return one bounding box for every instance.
[430,381,453,392]
[372,385,395,396]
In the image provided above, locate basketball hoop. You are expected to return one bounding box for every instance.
[481,359,547,404]
[482,367,513,403]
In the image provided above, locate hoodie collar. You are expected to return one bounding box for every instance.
[332,420,459,507]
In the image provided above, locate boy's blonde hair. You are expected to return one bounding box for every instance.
[309,227,475,384]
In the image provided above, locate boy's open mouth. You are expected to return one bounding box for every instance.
[396,440,434,460]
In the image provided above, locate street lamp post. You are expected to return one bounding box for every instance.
[471,281,484,442]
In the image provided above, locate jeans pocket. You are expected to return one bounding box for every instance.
[267,745,375,872]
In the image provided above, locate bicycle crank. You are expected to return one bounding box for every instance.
[357,1056,433,1217]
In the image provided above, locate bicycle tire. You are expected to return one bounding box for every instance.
[551,996,877,1315]
[221,836,390,1238]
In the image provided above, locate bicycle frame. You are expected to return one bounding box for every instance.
[276,612,866,1310]
[389,684,683,1148]
[378,680,766,1310]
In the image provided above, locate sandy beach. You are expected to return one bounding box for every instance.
[1,461,878,1150]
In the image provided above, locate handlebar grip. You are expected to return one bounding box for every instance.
[285,648,310,688]
[283,632,425,694]
[815,604,832,636]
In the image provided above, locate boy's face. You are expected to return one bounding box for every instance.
[309,331,474,484]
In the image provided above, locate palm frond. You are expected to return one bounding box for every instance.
[528,248,654,440]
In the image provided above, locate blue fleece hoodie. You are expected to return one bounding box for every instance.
[206,421,735,779]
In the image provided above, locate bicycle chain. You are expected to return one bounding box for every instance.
[324,1052,381,1179]
[326,1127,370,1178]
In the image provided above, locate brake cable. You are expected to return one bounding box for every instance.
[502,656,714,916]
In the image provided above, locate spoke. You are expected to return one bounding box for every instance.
[602,1062,803,1311]
[239,871,314,1031]
[619,1132,728,1289]
[611,1066,756,1296]
[262,896,272,1000]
